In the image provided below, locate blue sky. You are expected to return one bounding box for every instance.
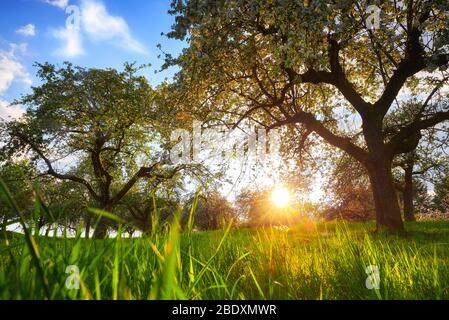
[0,0,184,119]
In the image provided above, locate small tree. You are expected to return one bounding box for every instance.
[0,161,36,231]
[184,192,235,230]
[387,100,449,221]
[119,177,184,234]
[323,153,375,221]
[434,171,449,212]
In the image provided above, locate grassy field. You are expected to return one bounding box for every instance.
[1,219,449,300]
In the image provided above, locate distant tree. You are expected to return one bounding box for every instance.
[119,177,184,234]
[184,192,235,230]
[412,178,433,214]
[0,161,35,230]
[0,63,186,238]
[434,171,449,212]
[387,100,449,221]
[236,189,270,225]
[323,153,375,221]
[38,177,94,237]
[236,188,302,226]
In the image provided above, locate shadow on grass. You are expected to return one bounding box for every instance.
[404,221,449,243]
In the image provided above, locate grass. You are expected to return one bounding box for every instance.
[1,219,449,300]
[1,180,449,300]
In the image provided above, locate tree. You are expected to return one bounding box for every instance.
[119,175,184,234]
[166,0,449,232]
[236,189,271,225]
[434,171,449,212]
[236,187,303,226]
[38,176,95,237]
[0,63,185,238]
[323,153,375,221]
[0,161,35,231]
[387,99,449,221]
[184,192,235,230]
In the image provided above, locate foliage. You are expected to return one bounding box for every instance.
[434,171,449,212]
[183,192,236,230]
[323,153,375,221]
[0,161,35,225]
[236,188,304,226]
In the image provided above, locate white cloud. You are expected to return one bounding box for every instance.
[0,44,32,96]
[81,0,147,54]
[52,27,85,58]
[45,0,69,9]
[51,0,147,57]
[16,24,36,37]
[0,99,24,121]
[0,44,28,122]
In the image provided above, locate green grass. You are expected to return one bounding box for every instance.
[1,219,449,300]
[2,178,449,300]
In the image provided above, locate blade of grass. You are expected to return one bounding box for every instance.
[0,178,50,299]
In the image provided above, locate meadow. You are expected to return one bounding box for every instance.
[1,0,449,306]
[2,218,449,300]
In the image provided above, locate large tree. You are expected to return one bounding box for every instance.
[165,0,449,232]
[0,63,185,238]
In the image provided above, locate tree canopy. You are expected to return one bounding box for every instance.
[166,0,449,231]
[0,63,187,237]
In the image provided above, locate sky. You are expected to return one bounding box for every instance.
[0,0,184,120]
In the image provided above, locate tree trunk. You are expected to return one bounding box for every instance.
[367,159,404,232]
[85,216,91,239]
[403,164,415,221]
[45,226,51,237]
[93,203,112,239]
[363,118,404,233]
[93,219,108,239]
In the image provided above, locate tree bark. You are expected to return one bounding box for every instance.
[403,163,415,221]
[367,159,404,232]
[363,118,404,233]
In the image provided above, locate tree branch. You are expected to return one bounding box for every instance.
[387,111,449,154]
[111,163,186,206]
[374,2,448,116]
[268,111,369,164]
[12,130,100,201]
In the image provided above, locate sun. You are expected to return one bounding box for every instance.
[271,187,290,208]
